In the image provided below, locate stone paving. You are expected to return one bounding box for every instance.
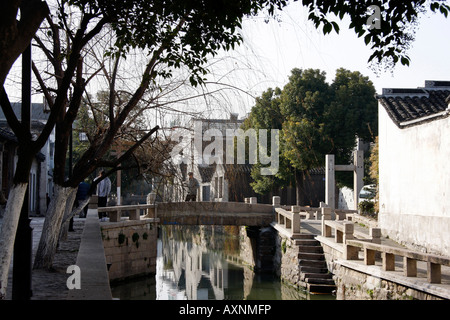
[4,216,85,300]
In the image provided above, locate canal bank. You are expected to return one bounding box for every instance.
[110,225,336,300]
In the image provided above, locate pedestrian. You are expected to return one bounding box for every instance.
[185,172,199,201]
[96,171,111,220]
[76,180,90,218]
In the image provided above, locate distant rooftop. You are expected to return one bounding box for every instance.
[0,102,49,121]
[377,80,450,128]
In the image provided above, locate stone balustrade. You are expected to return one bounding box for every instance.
[244,197,258,204]
[97,204,156,222]
[274,206,301,235]
[320,210,450,285]
[345,239,450,284]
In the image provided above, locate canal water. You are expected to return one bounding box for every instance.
[110,225,335,300]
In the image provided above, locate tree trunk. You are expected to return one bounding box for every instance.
[0,183,28,299]
[33,185,77,270]
[295,169,305,206]
[0,143,35,299]
[58,188,78,242]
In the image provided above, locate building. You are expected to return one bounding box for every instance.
[168,113,250,202]
[377,80,450,256]
[0,102,55,215]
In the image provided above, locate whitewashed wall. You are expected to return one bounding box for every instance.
[378,105,450,255]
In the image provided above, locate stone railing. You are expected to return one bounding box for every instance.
[244,197,258,204]
[345,239,450,284]
[320,212,450,285]
[275,206,301,235]
[322,219,381,246]
[97,204,156,222]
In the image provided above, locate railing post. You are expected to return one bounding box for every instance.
[370,227,381,244]
[146,193,157,218]
[272,196,280,208]
[292,212,301,234]
[321,207,332,237]
[343,222,354,243]
[249,197,257,204]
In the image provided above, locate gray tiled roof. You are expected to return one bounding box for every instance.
[377,80,450,128]
[0,102,49,121]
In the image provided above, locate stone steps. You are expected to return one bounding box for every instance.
[307,283,337,294]
[296,234,336,294]
[297,245,324,253]
[298,252,325,260]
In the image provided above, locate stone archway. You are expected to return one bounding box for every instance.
[325,150,364,211]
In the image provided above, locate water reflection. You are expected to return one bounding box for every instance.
[111,225,333,300]
[156,225,247,300]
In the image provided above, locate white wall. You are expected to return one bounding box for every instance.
[338,187,354,210]
[378,105,450,255]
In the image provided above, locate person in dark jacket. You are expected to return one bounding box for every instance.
[76,180,90,218]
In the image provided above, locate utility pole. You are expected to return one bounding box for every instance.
[12,44,33,300]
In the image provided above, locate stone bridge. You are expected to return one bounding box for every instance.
[98,200,275,226]
[155,201,274,226]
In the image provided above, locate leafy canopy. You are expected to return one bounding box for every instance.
[246,67,378,194]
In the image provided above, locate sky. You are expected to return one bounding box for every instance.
[4,2,450,124]
[220,1,450,118]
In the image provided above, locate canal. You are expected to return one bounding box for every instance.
[110,225,335,300]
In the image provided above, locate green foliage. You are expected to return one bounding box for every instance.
[358,200,375,216]
[246,67,378,195]
[281,239,287,254]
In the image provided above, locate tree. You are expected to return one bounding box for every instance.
[323,68,378,187]
[0,0,105,298]
[0,0,448,298]
[0,0,49,87]
[242,88,291,195]
[280,68,332,204]
[247,68,378,204]
[1,0,290,296]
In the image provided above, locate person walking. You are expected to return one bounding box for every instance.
[185,172,199,201]
[96,171,111,220]
[76,180,90,218]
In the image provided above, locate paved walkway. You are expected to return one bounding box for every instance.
[4,215,84,299]
[4,208,111,300]
[300,219,450,299]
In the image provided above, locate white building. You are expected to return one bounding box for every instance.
[377,80,450,256]
[168,113,249,202]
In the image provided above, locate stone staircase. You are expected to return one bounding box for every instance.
[293,234,336,294]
